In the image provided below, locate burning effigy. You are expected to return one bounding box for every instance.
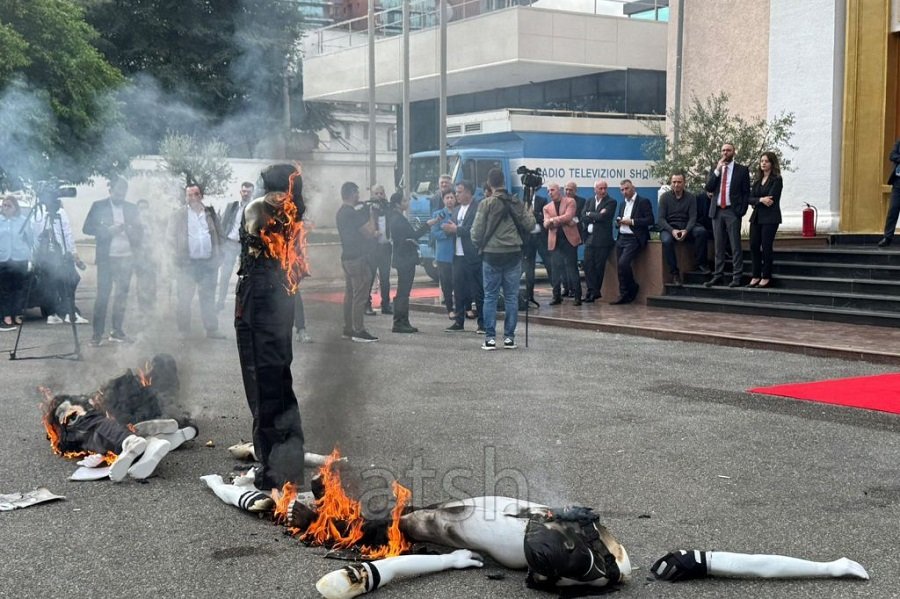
[40,353,197,482]
[203,452,870,598]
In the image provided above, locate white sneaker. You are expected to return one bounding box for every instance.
[46,315,64,324]
[63,314,90,324]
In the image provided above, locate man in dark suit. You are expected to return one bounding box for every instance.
[877,138,900,247]
[443,180,484,333]
[580,179,616,301]
[83,176,143,346]
[611,179,653,305]
[522,192,552,306]
[564,181,586,298]
[216,181,254,310]
[704,142,750,287]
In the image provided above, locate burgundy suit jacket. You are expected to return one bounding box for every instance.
[543,196,582,250]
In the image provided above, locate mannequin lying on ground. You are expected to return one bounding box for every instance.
[201,475,869,597]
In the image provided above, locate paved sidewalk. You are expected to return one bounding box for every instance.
[410,285,900,365]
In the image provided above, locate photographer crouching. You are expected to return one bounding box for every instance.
[387,190,430,334]
[471,168,535,350]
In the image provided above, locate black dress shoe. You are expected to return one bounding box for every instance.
[573,297,582,306]
[610,296,632,305]
[728,279,742,288]
[583,295,596,303]
[549,296,563,306]
[697,265,712,274]
[877,237,891,248]
[364,306,377,316]
[704,276,722,288]
[381,305,393,315]
[671,272,683,287]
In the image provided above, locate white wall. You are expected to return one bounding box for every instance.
[767,0,845,232]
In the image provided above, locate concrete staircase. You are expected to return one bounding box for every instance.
[647,243,900,328]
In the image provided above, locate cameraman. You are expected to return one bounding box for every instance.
[519,170,552,307]
[387,191,430,333]
[336,181,378,342]
[471,168,535,350]
[366,184,393,316]
[32,192,86,326]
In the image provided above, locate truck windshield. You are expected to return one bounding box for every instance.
[410,155,459,195]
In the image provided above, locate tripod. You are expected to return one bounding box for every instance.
[10,201,81,361]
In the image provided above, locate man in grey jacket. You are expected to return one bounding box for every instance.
[471,168,536,350]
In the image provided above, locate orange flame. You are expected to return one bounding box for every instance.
[273,481,299,527]
[361,480,412,559]
[259,168,310,295]
[39,385,117,465]
[136,363,152,387]
[294,448,412,559]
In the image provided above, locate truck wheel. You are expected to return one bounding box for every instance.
[422,260,439,282]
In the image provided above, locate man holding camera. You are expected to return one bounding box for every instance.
[366,184,393,315]
[336,181,379,342]
[83,176,143,345]
[471,168,535,350]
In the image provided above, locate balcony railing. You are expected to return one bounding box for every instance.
[303,0,669,57]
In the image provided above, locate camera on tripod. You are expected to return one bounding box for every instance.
[516,166,544,190]
[35,180,77,207]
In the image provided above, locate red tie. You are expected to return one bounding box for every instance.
[720,165,728,209]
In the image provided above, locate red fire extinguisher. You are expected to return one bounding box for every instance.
[801,203,818,237]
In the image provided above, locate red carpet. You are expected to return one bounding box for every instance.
[305,287,441,307]
[749,373,900,415]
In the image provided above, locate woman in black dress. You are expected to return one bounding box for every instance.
[747,151,783,288]
[387,191,430,333]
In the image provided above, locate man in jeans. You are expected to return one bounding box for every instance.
[336,181,378,342]
[471,168,535,350]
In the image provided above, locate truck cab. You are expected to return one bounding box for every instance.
[407,149,511,279]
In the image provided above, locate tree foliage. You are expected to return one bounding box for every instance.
[82,0,333,156]
[159,132,233,196]
[643,92,797,192]
[0,0,128,187]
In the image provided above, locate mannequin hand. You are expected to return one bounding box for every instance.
[651,549,709,581]
[446,549,484,570]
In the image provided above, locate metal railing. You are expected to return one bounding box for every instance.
[303,0,668,57]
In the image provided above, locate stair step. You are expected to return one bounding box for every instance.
[647,296,900,328]
[681,273,900,296]
[664,284,900,311]
[756,248,900,266]
[749,260,900,280]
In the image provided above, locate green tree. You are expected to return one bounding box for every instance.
[644,92,797,192]
[0,0,128,187]
[82,0,333,156]
[159,132,233,196]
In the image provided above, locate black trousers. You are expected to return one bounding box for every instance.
[550,236,581,299]
[583,244,612,298]
[93,256,133,339]
[522,233,551,300]
[61,412,132,455]
[659,226,709,274]
[393,261,416,326]
[615,234,642,299]
[235,265,305,491]
[0,260,28,319]
[749,222,779,278]
[452,256,483,328]
[369,242,392,307]
[437,261,454,313]
[884,184,900,240]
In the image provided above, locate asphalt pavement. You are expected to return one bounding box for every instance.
[1,296,898,599]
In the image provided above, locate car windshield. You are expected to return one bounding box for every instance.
[409,155,459,195]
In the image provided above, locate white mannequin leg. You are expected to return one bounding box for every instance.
[109,435,147,482]
[153,426,198,451]
[200,474,274,513]
[316,550,483,599]
[127,437,172,479]
[709,552,869,579]
[132,419,179,436]
[227,443,344,468]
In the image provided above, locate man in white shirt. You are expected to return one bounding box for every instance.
[168,184,225,339]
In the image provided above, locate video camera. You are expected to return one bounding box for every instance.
[360,197,389,215]
[35,180,77,206]
[516,166,544,190]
